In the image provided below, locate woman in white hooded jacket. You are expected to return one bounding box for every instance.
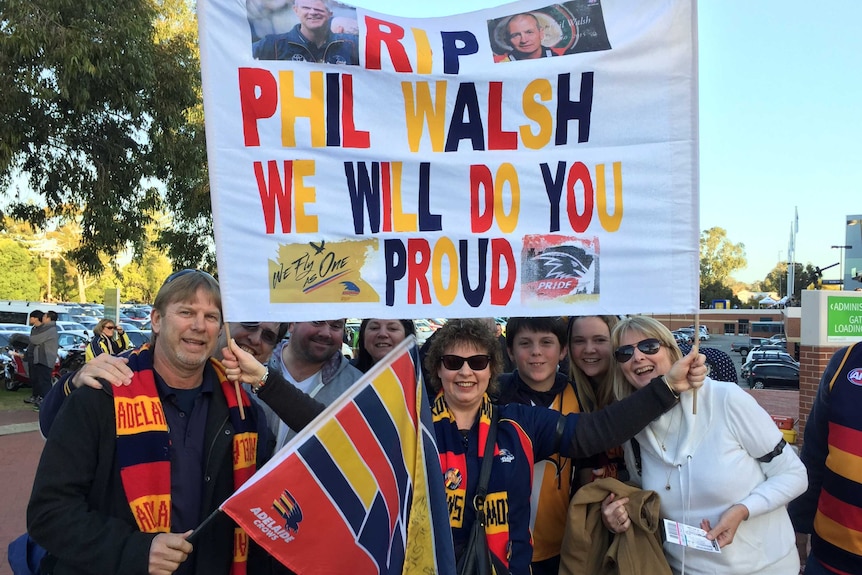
[601,316,806,575]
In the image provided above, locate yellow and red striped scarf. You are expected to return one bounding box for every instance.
[433,393,510,569]
[113,345,257,575]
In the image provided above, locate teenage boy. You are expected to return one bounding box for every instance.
[496,316,575,575]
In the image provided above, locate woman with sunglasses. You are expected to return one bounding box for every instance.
[351,318,416,373]
[84,319,133,362]
[604,316,806,575]
[425,318,707,575]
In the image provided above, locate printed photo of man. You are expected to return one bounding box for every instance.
[252,0,359,65]
[496,13,558,62]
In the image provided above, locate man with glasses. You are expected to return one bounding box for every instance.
[253,319,362,452]
[219,322,287,365]
[252,0,359,64]
[28,270,273,575]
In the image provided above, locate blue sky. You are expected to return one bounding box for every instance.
[350,0,861,284]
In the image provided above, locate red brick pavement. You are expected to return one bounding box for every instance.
[746,388,802,445]
[0,415,43,575]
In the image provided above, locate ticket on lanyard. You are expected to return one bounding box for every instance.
[663,519,722,553]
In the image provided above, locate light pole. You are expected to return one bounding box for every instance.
[28,237,62,301]
[832,244,852,288]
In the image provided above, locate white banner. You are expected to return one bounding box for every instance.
[199,0,699,321]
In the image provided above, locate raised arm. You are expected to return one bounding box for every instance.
[222,342,325,433]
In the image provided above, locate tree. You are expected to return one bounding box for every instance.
[760,262,820,303]
[700,280,743,309]
[0,237,40,300]
[796,263,820,294]
[700,227,747,286]
[120,230,174,302]
[0,0,212,275]
[761,262,787,295]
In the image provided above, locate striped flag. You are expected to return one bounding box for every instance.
[220,337,456,574]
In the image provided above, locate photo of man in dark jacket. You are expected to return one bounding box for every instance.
[253,0,359,65]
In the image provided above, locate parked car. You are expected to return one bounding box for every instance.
[754,344,787,352]
[671,331,689,345]
[741,351,798,379]
[58,332,88,351]
[0,332,15,349]
[730,337,767,355]
[123,329,151,348]
[744,349,798,366]
[747,362,799,389]
[56,321,89,333]
[79,319,100,333]
[671,330,692,344]
[0,323,30,332]
[122,306,151,321]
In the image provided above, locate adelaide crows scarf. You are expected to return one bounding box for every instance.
[113,344,258,574]
[433,392,511,570]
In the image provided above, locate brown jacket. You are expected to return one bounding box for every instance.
[560,477,671,575]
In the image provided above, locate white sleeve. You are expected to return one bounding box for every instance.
[725,387,808,518]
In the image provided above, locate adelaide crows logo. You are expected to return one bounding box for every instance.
[272,489,303,534]
[522,240,598,299]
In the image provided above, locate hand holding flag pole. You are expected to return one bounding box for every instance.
[224,323,245,420]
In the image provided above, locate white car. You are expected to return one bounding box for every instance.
[744,349,798,366]
[57,320,89,333]
[342,342,353,359]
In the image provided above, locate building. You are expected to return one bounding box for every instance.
[648,309,789,338]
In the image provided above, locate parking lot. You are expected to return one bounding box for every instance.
[694,333,756,388]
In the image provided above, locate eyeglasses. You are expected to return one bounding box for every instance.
[239,322,280,346]
[614,338,663,363]
[440,354,491,371]
[163,269,217,285]
[103,325,116,330]
[309,320,345,331]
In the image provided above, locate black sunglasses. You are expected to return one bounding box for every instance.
[440,354,491,371]
[239,322,280,346]
[614,338,663,363]
[163,269,217,285]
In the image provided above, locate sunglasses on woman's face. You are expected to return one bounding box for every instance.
[440,354,491,371]
[614,338,662,363]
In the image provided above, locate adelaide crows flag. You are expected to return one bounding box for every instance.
[220,337,456,574]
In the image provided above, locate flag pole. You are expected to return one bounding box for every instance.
[224,323,245,420]
[189,508,223,543]
[692,311,699,415]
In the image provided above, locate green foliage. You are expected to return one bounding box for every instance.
[760,261,819,302]
[0,0,212,274]
[761,262,787,294]
[700,227,746,286]
[796,263,819,293]
[120,245,173,302]
[700,279,742,309]
[0,238,40,299]
[0,216,172,303]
